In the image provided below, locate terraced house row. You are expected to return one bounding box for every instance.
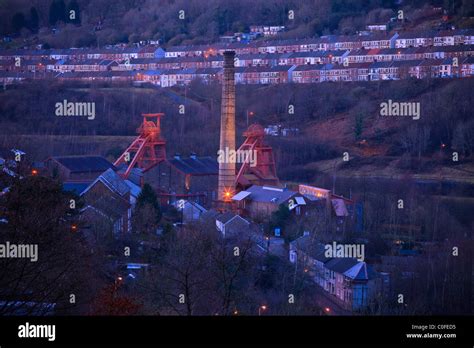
[0,29,473,86]
[2,56,472,86]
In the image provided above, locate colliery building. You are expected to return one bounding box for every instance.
[45,155,116,189]
[149,153,218,207]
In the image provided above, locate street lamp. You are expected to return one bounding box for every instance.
[115,276,123,289]
[258,305,267,316]
[223,188,233,202]
[246,110,254,128]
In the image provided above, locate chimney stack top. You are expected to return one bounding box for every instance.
[223,50,236,68]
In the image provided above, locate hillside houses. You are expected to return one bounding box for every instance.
[395,29,474,48]
[53,59,118,72]
[1,29,473,87]
[3,57,472,87]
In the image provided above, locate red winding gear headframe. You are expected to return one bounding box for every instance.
[235,123,280,188]
[114,113,167,179]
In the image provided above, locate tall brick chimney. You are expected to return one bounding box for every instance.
[217,51,236,202]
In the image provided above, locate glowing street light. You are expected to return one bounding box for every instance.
[31,169,38,176]
[324,307,331,314]
[115,276,123,288]
[223,188,233,202]
[258,305,267,316]
[246,110,255,128]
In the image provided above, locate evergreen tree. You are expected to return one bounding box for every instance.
[134,184,162,233]
[29,7,40,32]
[354,113,364,140]
[12,12,26,33]
[49,0,67,26]
[57,0,67,23]
[269,204,291,234]
[137,184,159,210]
[48,1,59,25]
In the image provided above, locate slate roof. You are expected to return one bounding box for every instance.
[97,168,130,196]
[293,64,325,71]
[82,195,129,220]
[325,258,360,273]
[217,211,237,224]
[225,215,250,236]
[183,200,207,213]
[343,262,369,280]
[51,156,115,173]
[63,182,90,195]
[243,185,296,204]
[168,156,218,175]
[125,180,141,198]
[290,235,332,263]
[116,165,143,186]
[201,209,221,221]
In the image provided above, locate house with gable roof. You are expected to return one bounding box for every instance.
[290,234,381,311]
[80,168,141,235]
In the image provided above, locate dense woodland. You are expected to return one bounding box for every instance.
[1,0,474,48]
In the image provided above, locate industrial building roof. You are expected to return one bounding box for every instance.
[51,156,115,173]
[168,156,218,175]
[232,191,252,201]
[240,185,297,205]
